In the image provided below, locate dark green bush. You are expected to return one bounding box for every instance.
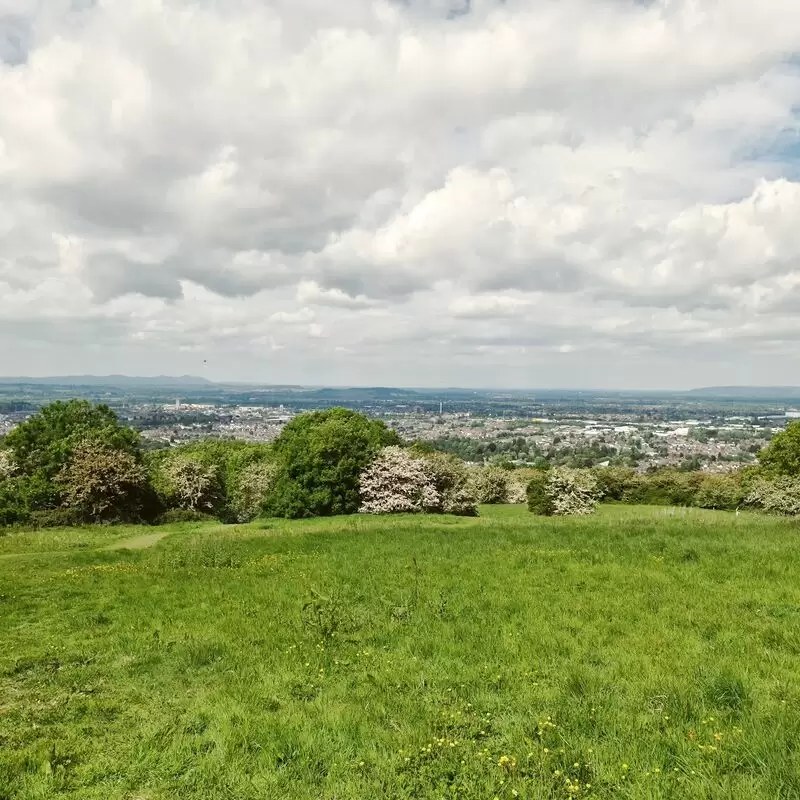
[28,508,83,529]
[147,440,274,520]
[527,471,553,516]
[694,474,745,510]
[758,421,800,476]
[156,508,216,525]
[265,408,400,518]
[0,480,30,527]
[591,466,639,501]
[621,469,703,506]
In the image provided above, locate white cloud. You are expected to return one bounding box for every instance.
[270,308,316,325]
[449,294,534,318]
[296,280,376,309]
[2,0,800,387]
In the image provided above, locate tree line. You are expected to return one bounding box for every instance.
[1,400,799,527]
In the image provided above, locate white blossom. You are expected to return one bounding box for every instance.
[745,478,800,516]
[0,450,15,480]
[163,457,220,512]
[359,447,440,515]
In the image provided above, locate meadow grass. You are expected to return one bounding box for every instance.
[1,505,799,799]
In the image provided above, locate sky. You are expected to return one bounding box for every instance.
[2,0,800,389]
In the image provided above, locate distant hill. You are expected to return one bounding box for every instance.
[0,375,215,388]
[685,386,800,399]
[2,377,800,400]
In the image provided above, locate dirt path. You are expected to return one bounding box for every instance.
[102,531,171,551]
[0,530,173,561]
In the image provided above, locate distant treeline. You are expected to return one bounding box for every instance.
[2,400,799,529]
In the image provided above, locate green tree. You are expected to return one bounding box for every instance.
[759,421,800,476]
[56,440,152,523]
[229,461,278,522]
[416,451,478,516]
[265,409,400,518]
[694,474,744,511]
[148,440,274,520]
[4,400,140,486]
[0,479,29,526]
[526,471,553,516]
[158,456,222,513]
[469,466,510,504]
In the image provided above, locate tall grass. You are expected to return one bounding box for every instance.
[1,506,799,799]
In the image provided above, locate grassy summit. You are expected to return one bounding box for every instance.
[1,506,799,799]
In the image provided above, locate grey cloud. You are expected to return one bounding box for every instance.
[318,264,426,301]
[764,289,800,314]
[592,286,737,313]
[476,258,592,294]
[43,178,177,235]
[0,315,131,346]
[85,254,182,302]
[164,249,299,299]
[0,14,31,65]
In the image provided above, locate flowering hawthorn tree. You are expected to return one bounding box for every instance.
[469,466,510,504]
[359,446,440,514]
[162,456,221,512]
[230,461,278,522]
[528,467,599,517]
[0,450,15,480]
[745,477,800,516]
[417,451,479,516]
[55,439,149,522]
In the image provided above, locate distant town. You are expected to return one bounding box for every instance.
[3,376,799,473]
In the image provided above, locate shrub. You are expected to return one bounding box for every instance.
[416,451,478,516]
[528,467,600,517]
[156,508,216,525]
[0,473,60,527]
[621,469,702,506]
[265,408,399,518]
[27,507,83,529]
[745,477,800,516]
[0,449,15,480]
[694,474,745,510]
[526,471,553,516]
[359,446,440,514]
[229,461,278,522]
[506,476,529,505]
[167,440,273,491]
[3,400,140,485]
[55,440,152,523]
[758,421,800,476]
[591,466,639,501]
[470,466,510,504]
[148,440,275,520]
[0,479,29,527]
[160,457,222,513]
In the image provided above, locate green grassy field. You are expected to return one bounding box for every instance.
[1,505,800,799]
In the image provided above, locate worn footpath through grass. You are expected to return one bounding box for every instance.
[1,505,800,799]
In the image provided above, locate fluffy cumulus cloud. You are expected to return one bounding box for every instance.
[2,0,800,387]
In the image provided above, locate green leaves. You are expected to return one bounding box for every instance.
[266,408,400,518]
[759,421,800,477]
[1,400,143,524]
[4,400,139,483]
